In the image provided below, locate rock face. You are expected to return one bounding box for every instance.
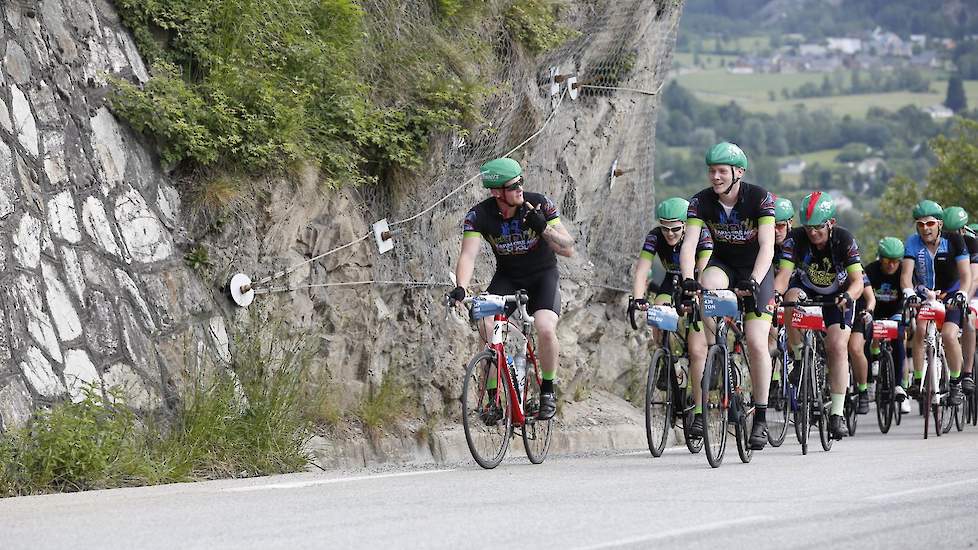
[0,0,225,429]
[0,0,681,430]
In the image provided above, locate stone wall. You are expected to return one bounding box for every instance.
[0,0,226,431]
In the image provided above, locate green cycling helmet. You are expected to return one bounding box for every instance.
[479,158,521,188]
[911,199,943,220]
[798,191,836,226]
[774,197,795,222]
[943,206,969,230]
[656,197,689,222]
[877,237,905,260]
[705,142,749,170]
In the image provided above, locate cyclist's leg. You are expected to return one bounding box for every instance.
[942,306,964,403]
[910,320,926,397]
[963,317,976,393]
[782,286,803,384]
[526,269,561,419]
[824,304,854,437]
[848,322,870,413]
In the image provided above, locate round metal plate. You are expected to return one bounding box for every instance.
[229,273,255,307]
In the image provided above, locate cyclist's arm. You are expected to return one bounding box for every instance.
[679,221,702,280]
[956,257,971,298]
[455,236,482,289]
[971,263,978,299]
[863,284,877,313]
[695,248,711,273]
[542,221,576,258]
[900,258,915,295]
[752,217,775,283]
[774,260,793,294]
[843,267,864,303]
[632,255,654,298]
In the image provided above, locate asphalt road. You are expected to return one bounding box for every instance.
[2,411,978,550]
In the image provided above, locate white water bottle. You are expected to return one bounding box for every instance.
[513,353,527,397]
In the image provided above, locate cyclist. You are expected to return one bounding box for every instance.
[942,206,977,396]
[901,200,971,406]
[774,197,794,268]
[679,142,776,450]
[775,192,865,440]
[449,158,576,420]
[865,237,911,413]
[849,270,875,415]
[630,197,713,320]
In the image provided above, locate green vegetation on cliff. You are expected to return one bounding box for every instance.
[110,0,576,187]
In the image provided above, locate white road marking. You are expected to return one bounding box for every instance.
[575,515,769,549]
[223,469,455,493]
[864,477,978,501]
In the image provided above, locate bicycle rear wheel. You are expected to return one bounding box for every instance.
[462,350,513,469]
[940,364,954,435]
[702,346,729,468]
[645,349,672,458]
[522,355,553,464]
[767,349,789,447]
[682,400,703,454]
[734,357,754,464]
[875,349,894,434]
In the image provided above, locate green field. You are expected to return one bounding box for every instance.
[673,68,978,118]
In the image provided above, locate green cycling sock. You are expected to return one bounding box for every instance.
[694,404,703,414]
[857,382,868,392]
[951,370,961,380]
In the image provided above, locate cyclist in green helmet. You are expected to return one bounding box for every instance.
[450,157,577,420]
[774,197,794,270]
[631,198,713,340]
[902,200,971,406]
[775,191,866,440]
[864,237,911,414]
[942,206,977,396]
[680,141,777,450]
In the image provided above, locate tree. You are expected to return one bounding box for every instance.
[945,75,968,113]
[859,175,922,259]
[925,118,978,212]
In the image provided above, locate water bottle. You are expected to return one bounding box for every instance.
[513,353,527,397]
[871,360,880,378]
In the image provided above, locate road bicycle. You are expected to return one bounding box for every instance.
[781,294,834,455]
[871,318,901,433]
[452,291,553,469]
[629,294,702,457]
[698,289,755,468]
[903,296,962,439]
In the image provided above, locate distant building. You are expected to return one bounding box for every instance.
[925,104,954,119]
[827,38,862,54]
[909,34,927,47]
[857,157,886,176]
[779,159,807,176]
[910,50,943,69]
[799,44,828,56]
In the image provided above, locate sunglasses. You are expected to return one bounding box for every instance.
[915,220,939,229]
[502,177,523,191]
[804,222,829,232]
[659,225,684,234]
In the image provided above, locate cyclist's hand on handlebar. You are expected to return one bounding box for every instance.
[735,278,759,298]
[448,286,466,304]
[631,298,649,311]
[951,290,969,306]
[858,309,873,325]
[681,277,701,296]
[835,291,854,311]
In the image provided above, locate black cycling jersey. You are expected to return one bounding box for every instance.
[639,227,713,274]
[864,260,902,319]
[963,232,978,264]
[462,192,560,277]
[780,226,862,295]
[904,231,969,292]
[686,182,776,269]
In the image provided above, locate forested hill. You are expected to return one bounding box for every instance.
[681,0,977,38]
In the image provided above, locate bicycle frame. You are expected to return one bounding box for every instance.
[485,312,540,428]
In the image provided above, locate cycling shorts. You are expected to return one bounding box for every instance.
[790,280,855,329]
[704,258,775,319]
[486,268,561,316]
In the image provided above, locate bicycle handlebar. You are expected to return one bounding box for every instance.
[446,290,534,325]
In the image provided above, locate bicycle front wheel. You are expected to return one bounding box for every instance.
[645,349,672,458]
[844,365,857,436]
[875,349,894,434]
[767,349,789,447]
[796,359,811,455]
[816,350,833,452]
[522,356,553,464]
[461,350,512,469]
[734,360,754,464]
[702,346,729,468]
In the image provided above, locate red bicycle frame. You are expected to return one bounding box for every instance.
[487,313,540,428]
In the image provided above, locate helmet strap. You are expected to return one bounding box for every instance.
[721,166,740,195]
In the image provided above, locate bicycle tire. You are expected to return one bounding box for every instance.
[940,363,954,435]
[923,348,933,439]
[816,345,833,452]
[796,361,810,455]
[645,349,672,458]
[682,402,703,454]
[767,348,789,447]
[953,398,963,432]
[522,351,552,464]
[702,345,729,468]
[734,356,754,464]
[875,349,894,434]
[461,350,513,469]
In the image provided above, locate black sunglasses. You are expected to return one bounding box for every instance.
[502,177,523,191]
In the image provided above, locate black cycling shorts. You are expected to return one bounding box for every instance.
[486,268,561,316]
[705,258,775,318]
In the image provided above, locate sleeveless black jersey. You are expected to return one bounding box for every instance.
[686,182,776,269]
